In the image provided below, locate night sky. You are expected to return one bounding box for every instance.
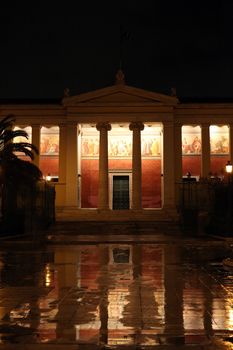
[1,1,233,99]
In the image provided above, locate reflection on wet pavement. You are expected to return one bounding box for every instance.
[0,239,233,348]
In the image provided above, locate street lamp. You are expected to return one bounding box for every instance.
[225,161,233,233]
[45,173,51,182]
[225,160,232,185]
[226,160,233,174]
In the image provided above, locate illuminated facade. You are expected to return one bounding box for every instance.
[2,71,233,220]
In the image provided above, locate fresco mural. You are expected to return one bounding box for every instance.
[182,125,229,156]
[210,126,229,155]
[182,134,202,155]
[81,135,161,158]
[40,127,59,155]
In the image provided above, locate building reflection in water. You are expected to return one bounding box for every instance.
[1,243,233,346]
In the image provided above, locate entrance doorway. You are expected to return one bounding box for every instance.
[112,175,130,209]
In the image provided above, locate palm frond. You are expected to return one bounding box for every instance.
[0,115,15,136]
[0,115,42,187]
[11,130,29,139]
[0,143,35,160]
[1,130,28,145]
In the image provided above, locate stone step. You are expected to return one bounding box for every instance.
[55,208,178,222]
[48,220,182,236]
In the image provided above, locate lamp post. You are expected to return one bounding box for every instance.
[45,173,51,182]
[225,161,233,234]
[225,160,233,178]
[225,161,233,183]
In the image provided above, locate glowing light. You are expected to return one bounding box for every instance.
[226,161,233,174]
[46,173,52,182]
[45,265,52,287]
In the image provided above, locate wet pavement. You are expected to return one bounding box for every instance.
[0,227,233,349]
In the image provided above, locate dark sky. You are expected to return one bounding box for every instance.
[1,1,233,99]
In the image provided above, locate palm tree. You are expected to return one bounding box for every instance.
[0,114,42,185]
[0,115,42,233]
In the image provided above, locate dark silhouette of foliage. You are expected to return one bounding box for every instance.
[0,115,42,186]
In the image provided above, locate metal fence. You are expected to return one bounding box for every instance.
[0,180,55,235]
[177,181,215,212]
[176,180,233,234]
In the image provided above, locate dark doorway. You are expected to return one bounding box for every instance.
[112,175,130,209]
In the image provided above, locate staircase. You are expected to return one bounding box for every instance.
[55,207,179,222]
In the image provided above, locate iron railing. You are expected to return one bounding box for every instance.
[176,180,233,234]
[1,180,55,235]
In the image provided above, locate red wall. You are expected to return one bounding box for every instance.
[182,156,201,176]
[81,159,99,208]
[81,158,161,208]
[40,156,59,176]
[108,159,132,170]
[183,155,229,177]
[142,159,161,208]
[210,155,228,175]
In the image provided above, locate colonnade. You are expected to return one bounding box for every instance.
[96,121,145,210]
[174,123,233,184]
[28,122,233,210]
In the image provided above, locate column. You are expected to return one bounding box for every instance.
[96,122,111,210]
[66,122,78,206]
[201,123,210,178]
[129,121,144,210]
[229,124,233,165]
[77,127,82,208]
[174,123,183,206]
[163,121,175,208]
[59,124,67,183]
[31,124,40,168]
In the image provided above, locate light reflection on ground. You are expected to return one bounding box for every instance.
[0,239,232,348]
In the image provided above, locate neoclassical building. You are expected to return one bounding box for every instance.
[1,71,233,220]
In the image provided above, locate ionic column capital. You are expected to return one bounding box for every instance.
[201,122,210,128]
[129,121,144,131]
[174,122,183,128]
[31,124,41,129]
[59,123,67,129]
[96,122,111,132]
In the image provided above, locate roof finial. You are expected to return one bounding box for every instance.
[115,69,125,85]
[63,87,70,98]
[171,87,177,97]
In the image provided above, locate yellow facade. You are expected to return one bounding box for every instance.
[2,74,233,221]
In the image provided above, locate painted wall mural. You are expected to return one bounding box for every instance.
[182,125,230,156]
[40,127,59,155]
[81,135,161,158]
[182,135,202,155]
[210,126,229,155]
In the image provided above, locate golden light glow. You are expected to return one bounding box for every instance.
[226,161,233,174]
[45,264,52,287]
[210,125,229,155]
[45,174,52,182]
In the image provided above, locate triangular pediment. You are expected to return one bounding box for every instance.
[63,84,178,106]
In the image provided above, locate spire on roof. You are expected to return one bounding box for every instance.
[115,69,125,85]
[63,87,70,98]
[171,87,177,97]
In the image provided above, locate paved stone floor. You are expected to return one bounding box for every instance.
[1,223,233,349]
